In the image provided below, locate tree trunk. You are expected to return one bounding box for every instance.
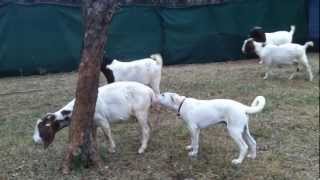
[62,0,118,174]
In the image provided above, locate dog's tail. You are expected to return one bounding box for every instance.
[303,41,314,50]
[289,25,295,36]
[245,96,266,114]
[150,53,163,66]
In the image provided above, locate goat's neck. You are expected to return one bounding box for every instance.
[253,42,264,57]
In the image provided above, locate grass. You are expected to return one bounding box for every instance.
[0,53,318,180]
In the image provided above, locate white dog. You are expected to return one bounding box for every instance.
[101,54,163,94]
[242,38,314,81]
[33,81,158,154]
[158,92,266,165]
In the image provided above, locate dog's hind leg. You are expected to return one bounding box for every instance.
[228,127,248,165]
[243,124,257,159]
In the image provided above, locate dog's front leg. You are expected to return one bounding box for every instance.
[187,124,200,156]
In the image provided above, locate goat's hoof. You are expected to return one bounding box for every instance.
[231,159,242,165]
[185,145,193,150]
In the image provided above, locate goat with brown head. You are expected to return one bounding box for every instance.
[33,110,71,148]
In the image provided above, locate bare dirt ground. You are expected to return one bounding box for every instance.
[0,54,318,180]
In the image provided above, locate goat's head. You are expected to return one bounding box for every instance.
[33,110,71,148]
[241,38,256,55]
[249,26,266,43]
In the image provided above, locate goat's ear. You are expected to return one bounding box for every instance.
[61,110,71,116]
[45,113,56,121]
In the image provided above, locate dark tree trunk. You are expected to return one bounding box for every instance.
[62,0,118,174]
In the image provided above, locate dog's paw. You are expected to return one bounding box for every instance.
[188,151,198,157]
[108,147,116,153]
[185,145,193,151]
[138,148,145,154]
[247,153,256,159]
[231,159,242,165]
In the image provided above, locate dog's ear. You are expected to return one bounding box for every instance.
[170,94,180,104]
[170,95,175,103]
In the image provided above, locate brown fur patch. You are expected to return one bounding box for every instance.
[37,114,70,148]
[244,40,256,55]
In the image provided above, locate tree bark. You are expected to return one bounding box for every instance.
[62,0,118,174]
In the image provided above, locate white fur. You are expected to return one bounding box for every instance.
[107,54,163,94]
[158,92,266,165]
[33,81,158,154]
[244,25,295,64]
[264,25,295,45]
[245,39,314,81]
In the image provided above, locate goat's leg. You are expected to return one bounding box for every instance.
[99,121,116,153]
[151,76,161,95]
[301,56,313,81]
[305,63,313,81]
[136,112,150,154]
[263,66,271,80]
[289,63,299,80]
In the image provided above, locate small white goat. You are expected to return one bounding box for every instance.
[242,38,314,81]
[249,25,295,45]
[101,54,163,94]
[33,81,158,154]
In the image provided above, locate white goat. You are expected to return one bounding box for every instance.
[242,38,314,81]
[101,54,163,94]
[33,81,158,154]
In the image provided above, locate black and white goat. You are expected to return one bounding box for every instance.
[242,38,314,81]
[249,25,295,45]
[100,54,163,94]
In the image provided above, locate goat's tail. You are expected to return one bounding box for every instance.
[244,96,266,114]
[150,53,163,66]
[289,25,296,36]
[303,41,314,50]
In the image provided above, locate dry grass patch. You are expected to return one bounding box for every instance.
[0,53,318,179]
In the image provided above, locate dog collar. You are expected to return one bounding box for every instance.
[177,98,186,117]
